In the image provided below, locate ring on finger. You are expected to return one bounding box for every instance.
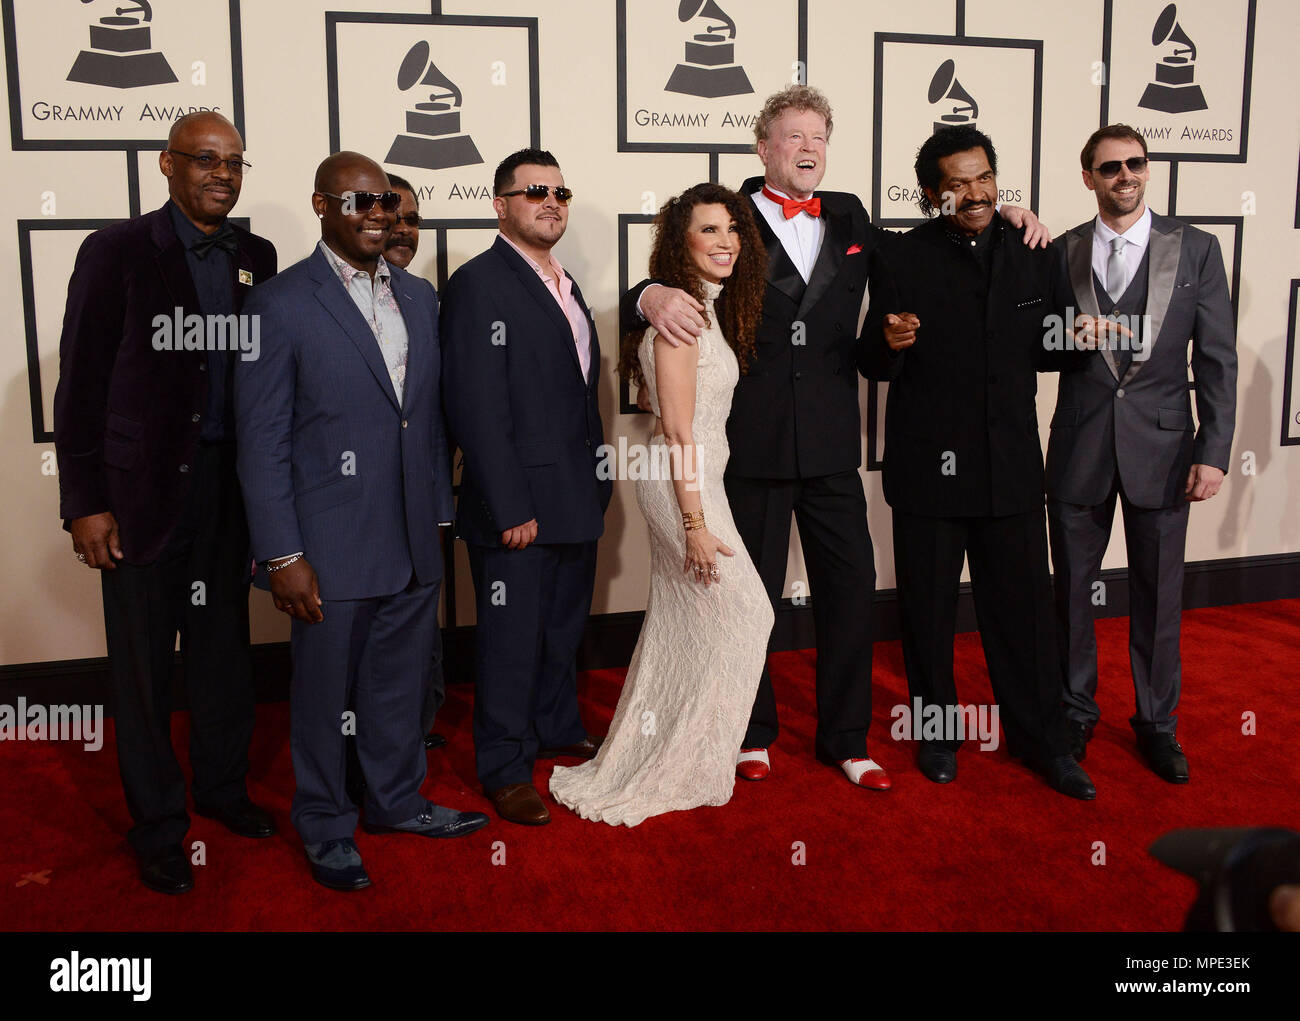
[75,551,87,563]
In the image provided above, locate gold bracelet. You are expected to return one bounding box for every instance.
[682,510,706,531]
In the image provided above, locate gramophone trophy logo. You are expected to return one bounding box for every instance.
[873,35,1040,226]
[66,0,178,89]
[664,0,753,99]
[927,60,978,133]
[385,41,483,171]
[618,0,800,152]
[1101,0,1253,161]
[1137,3,1208,113]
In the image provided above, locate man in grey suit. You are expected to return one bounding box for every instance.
[1046,124,1237,783]
[235,152,488,890]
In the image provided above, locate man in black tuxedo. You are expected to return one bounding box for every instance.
[1046,125,1237,781]
[441,149,610,825]
[53,112,277,894]
[860,125,1096,799]
[622,86,1046,790]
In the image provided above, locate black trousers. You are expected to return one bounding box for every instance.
[724,471,876,759]
[891,506,1069,762]
[467,541,593,790]
[1047,474,1190,736]
[99,442,255,860]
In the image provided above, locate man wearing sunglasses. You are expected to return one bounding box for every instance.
[235,151,488,891]
[441,148,609,825]
[1046,124,1237,783]
[53,111,277,895]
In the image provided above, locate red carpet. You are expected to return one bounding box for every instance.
[2,599,1297,931]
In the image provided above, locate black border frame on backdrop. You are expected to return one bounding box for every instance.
[1099,0,1256,164]
[18,216,250,445]
[1283,279,1300,448]
[617,211,655,415]
[615,0,809,155]
[1,0,246,152]
[870,32,1043,229]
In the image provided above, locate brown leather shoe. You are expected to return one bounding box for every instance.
[488,783,551,825]
[537,735,604,760]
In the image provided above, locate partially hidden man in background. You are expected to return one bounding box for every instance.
[54,111,277,895]
[440,149,610,826]
[235,152,487,892]
[1047,124,1237,783]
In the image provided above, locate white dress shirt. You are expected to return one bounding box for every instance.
[750,184,825,283]
[1092,205,1153,298]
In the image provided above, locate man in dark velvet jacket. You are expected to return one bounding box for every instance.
[53,112,277,895]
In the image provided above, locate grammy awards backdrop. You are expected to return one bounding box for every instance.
[1,0,1297,670]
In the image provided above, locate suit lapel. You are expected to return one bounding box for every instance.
[568,275,600,389]
[795,199,848,320]
[1135,215,1182,380]
[149,208,202,312]
[391,271,426,414]
[494,237,583,376]
[232,245,256,312]
[747,193,805,308]
[1067,222,1120,381]
[309,249,401,412]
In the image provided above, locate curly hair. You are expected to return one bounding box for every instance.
[753,84,834,149]
[915,125,998,217]
[619,182,766,390]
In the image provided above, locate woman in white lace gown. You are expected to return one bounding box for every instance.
[550,184,773,826]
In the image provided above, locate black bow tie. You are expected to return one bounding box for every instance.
[191,222,238,260]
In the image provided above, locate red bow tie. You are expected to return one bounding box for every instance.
[763,187,821,220]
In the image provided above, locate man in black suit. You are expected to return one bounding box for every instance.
[860,125,1095,799]
[441,149,610,825]
[1046,125,1237,781]
[622,86,1047,790]
[53,112,277,894]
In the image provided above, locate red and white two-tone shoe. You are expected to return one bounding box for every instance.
[838,757,891,790]
[736,747,770,781]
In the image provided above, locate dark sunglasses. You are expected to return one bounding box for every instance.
[168,149,251,175]
[318,190,402,213]
[1091,156,1149,178]
[499,184,573,205]
[393,212,421,227]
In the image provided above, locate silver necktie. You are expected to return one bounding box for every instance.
[1106,235,1129,304]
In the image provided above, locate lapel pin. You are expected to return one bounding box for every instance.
[238,269,254,286]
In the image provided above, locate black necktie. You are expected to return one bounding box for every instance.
[191,222,238,260]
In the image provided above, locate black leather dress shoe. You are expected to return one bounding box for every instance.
[139,850,193,895]
[423,732,447,750]
[364,802,490,838]
[1036,755,1097,800]
[1068,720,1094,763]
[538,735,603,760]
[195,796,276,838]
[916,743,957,784]
[1138,733,1189,784]
[305,838,370,892]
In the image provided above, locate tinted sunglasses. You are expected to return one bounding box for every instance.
[318,190,402,213]
[499,184,573,205]
[1091,156,1149,178]
[393,212,421,227]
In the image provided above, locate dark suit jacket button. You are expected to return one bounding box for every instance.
[199,363,207,372]
[179,464,190,473]
[834,323,843,332]
[191,413,201,423]
[988,374,998,384]
[795,371,802,380]
[833,366,841,374]
[402,419,409,428]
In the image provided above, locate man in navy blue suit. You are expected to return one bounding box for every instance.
[235,152,488,890]
[441,149,611,825]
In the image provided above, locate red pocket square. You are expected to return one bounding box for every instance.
[846,243,863,255]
